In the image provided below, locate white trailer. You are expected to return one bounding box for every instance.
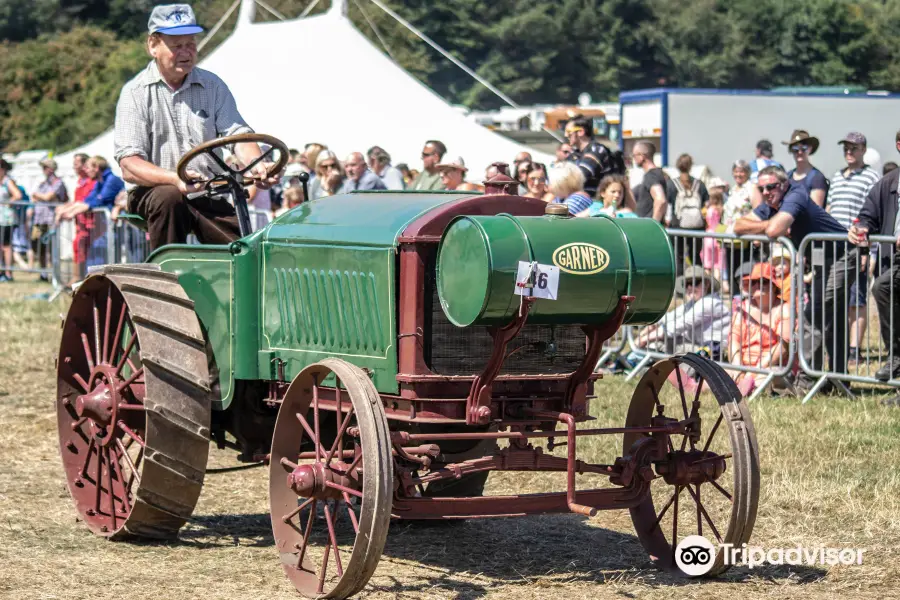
[619,88,900,180]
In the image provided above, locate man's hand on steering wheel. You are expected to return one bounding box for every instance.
[247,161,280,190]
[175,168,207,195]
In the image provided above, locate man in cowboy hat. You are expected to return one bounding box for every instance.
[634,265,729,358]
[437,156,482,192]
[783,129,828,208]
[114,3,279,250]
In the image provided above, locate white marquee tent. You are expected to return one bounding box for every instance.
[56,0,551,184]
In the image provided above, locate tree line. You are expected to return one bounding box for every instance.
[1,0,899,153]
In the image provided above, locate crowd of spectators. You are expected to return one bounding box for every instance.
[3,115,900,405]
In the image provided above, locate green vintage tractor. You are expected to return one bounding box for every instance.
[56,134,759,598]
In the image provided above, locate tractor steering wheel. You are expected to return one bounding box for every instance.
[176,133,290,238]
[176,132,289,187]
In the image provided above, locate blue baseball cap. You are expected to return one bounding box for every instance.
[148,4,204,36]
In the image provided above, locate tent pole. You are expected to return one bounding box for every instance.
[366,0,564,143]
[352,0,396,61]
[198,0,242,53]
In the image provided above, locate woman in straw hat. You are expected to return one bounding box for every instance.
[783,129,828,208]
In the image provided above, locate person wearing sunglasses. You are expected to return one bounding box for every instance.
[564,114,626,198]
[410,140,446,191]
[734,164,848,381]
[554,142,573,167]
[523,163,554,202]
[513,155,532,195]
[782,129,828,208]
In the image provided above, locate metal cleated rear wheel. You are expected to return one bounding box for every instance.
[270,358,393,599]
[56,266,213,539]
[625,354,760,576]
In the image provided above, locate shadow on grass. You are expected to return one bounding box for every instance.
[148,510,827,596]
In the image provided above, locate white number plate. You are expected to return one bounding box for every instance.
[514,261,559,300]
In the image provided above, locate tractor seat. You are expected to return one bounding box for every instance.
[117,212,148,231]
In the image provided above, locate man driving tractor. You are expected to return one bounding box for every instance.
[114,3,279,250]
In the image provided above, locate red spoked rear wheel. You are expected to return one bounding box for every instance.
[270,358,392,599]
[57,268,212,539]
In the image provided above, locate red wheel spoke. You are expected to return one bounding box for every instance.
[72,373,90,394]
[702,413,724,454]
[116,439,141,488]
[674,367,689,420]
[280,457,299,471]
[342,492,359,534]
[94,446,104,514]
[116,367,145,394]
[110,447,132,513]
[282,497,315,524]
[296,499,317,570]
[317,542,331,595]
[115,333,138,378]
[81,333,95,371]
[696,484,701,537]
[686,484,722,543]
[692,453,732,466]
[345,447,362,478]
[102,292,112,365]
[79,438,97,478]
[117,421,145,448]
[671,484,680,565]
[93,302,102,368]
[650,386,664,414]
[71,416,88,431]
[709,478,733,502]
[324,503,343,577]
[295,413,328,459]
[313,384,322,462]
[109,303,127,366]
[117,402,145,412]
[127,447,144,491]
[106,448,117,529]
[325,406,355,466]
[325,481,362,498]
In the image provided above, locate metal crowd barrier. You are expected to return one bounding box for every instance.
[0,200,66,282]
[625,229,799,401]
[111,207,273,265]
[52,207,114,288]
[796,233,900,402]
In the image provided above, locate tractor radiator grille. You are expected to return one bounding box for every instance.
[426,286,586,376]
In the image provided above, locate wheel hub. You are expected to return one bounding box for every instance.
[287,462,357,501]
[74,367,122,445]
[657,450,726,486]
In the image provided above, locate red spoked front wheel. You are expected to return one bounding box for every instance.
[270,358,392,599]
[625,354,760,576]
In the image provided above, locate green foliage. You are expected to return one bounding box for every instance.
[0,26,146,152]
[1,0,900,153]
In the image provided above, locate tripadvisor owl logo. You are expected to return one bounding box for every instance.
[675,535,716,576]
[552,242,609,275]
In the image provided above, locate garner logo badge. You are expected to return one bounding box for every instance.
[552,242,610,275]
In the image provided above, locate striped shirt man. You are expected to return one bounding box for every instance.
[827,165,880,228]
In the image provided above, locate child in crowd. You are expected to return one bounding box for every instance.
[701,189,725,280]
[581,174,637,218]
[275,186,304,218]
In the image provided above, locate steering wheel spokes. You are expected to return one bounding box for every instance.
[176,133,290,239]
[176,132,290,188]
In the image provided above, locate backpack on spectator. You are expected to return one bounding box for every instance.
[673,177,705,229]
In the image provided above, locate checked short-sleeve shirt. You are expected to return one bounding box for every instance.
[114,60,253,178]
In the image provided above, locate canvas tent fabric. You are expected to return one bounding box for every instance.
[57,0,550,186]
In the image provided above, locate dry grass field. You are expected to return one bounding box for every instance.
[1,278,899,600]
